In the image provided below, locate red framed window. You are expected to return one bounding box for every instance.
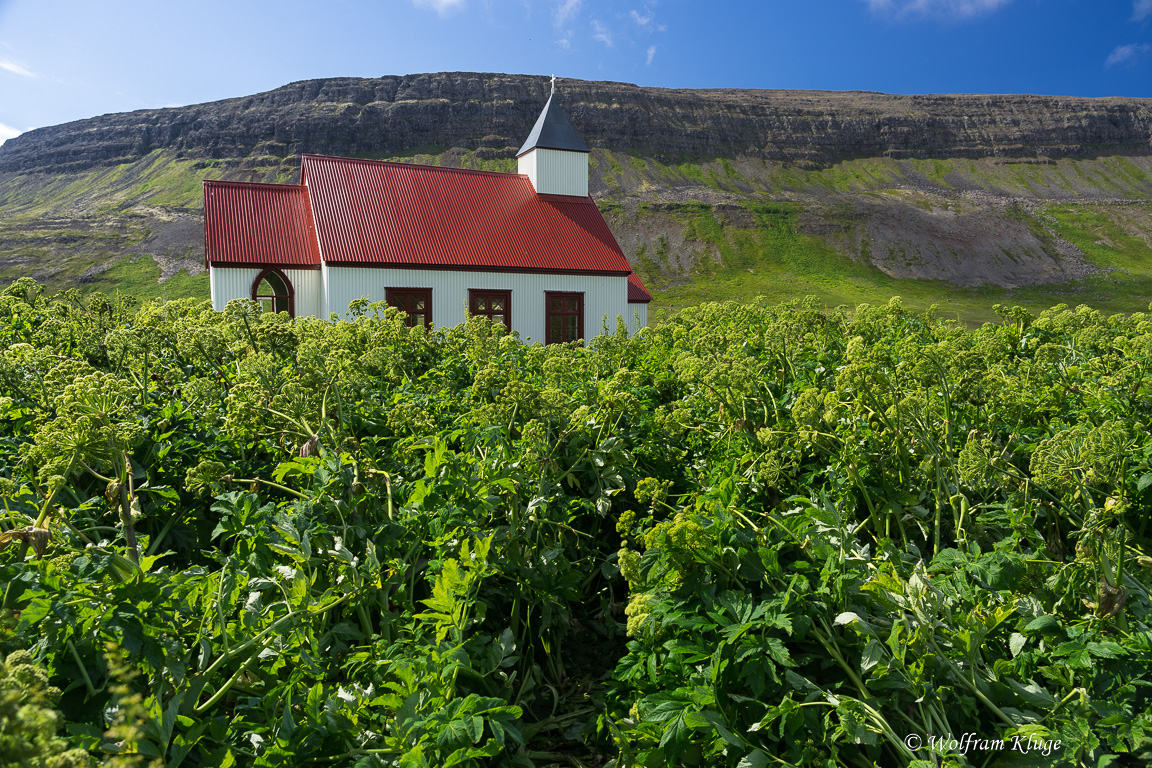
[545,292,584,344]
[469,289,511,330]
[251,268,294,317]
[386,288,432,328]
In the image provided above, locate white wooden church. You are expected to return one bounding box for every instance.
[203,81,650,344]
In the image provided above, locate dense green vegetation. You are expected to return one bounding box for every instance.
[3,279,1152,767]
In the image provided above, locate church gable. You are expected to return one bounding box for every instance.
[203,180,321,269]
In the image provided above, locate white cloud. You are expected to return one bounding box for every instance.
[592,19,613,46]
[556,30,573,49]
[1106,42,1152,67]
[865,0,1012,18]
[413,0,466,17]
[0,58,34,78]
[0,122,22,147]
[554,0,582,27]
[1135,0,1152,21]
[646,45,656,65]
[631,8,654,27]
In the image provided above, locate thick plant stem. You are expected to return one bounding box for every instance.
[67,640,97,697]
[928,635,1017,728]
[118,456,139,565]
[144,504,184,558]
[232,477,309,500]
[848,464,884,544]
[194,637,272,714]
[301,748,402,765]
[191,592,353,710]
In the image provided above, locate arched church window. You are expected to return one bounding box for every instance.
[251,269,294,317]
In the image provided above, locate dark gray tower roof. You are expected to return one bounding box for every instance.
[516,91,590,157]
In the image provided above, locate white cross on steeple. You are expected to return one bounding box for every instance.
[550,74,556,95]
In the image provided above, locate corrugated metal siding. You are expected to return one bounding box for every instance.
[517,152,536,191]
[290,269,322,318]
[209,266,322,318]
[203,181,321,267]
[522,148,588,197]
[320,262,331,319]
[629,303,648,333]
[211,265,642,332]
[301,155,628,273]
[210,266,261,311]
[325,266,629,343]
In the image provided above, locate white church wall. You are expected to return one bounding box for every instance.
[209,266,322,318]
[320,260,331,319]
[209,267,260,311]
[289,269,323,318]
[518,148,589,197]
[518,151,535,189]
[324,266,631,343]
[628,303,648,334]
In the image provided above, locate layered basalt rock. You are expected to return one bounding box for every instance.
[2,72,1151,174]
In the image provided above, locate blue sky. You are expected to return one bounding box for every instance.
[1,0,1150,147]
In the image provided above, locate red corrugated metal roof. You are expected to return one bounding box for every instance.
[300,155,633,275]
[628,273,652,303]
[203,180,321,268]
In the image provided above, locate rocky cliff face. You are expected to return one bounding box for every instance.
[3,72,1152,174]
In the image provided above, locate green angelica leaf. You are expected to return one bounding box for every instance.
[464,714,484,744]
[861,638,885,672]
[737,750,771,768]
[1023,615,1065,638]
[497,627,519,668]
[169,720,211,768]
[397,743,426,768]
[658,712,691,761]
[700,710,743,749]
[762,637,792,668]
[1086,641,1127,659]
[886,621,906,664]
[17,595,52,628]
[160,693,180,750]
[1006,678,1056,708]
[290,568,310,605]
[305,683,325,722]
[928,548,969,574]
[280,698,296,741]
[489,718,506,749]
[438,718,468,751]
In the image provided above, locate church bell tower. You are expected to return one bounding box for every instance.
[517,77,590,197]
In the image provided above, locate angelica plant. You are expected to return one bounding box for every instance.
[3,280,1152,767]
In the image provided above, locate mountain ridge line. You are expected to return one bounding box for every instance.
[3,71,1151,175]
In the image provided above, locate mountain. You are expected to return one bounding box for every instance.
[2,71,1151,319]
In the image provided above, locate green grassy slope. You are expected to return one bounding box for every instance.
[593,151,1152,323]
[0,152,296,300]
[610,196,1152,325]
